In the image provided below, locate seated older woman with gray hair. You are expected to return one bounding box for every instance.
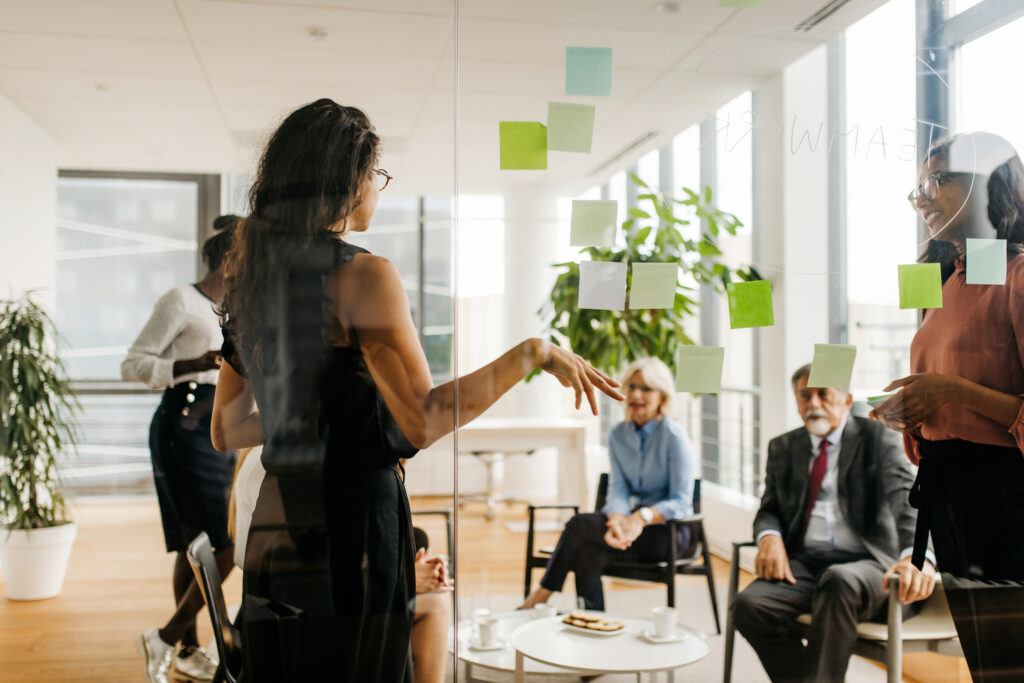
[520,357,697,611]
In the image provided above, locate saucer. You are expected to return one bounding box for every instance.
[640,628,689,644]
[468,638,506,652]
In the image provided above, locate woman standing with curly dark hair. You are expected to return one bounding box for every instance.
[871,132,1024,680]
[211,98,621,682]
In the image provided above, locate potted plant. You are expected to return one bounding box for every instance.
[538,175,760,378]
[0,293,79,600]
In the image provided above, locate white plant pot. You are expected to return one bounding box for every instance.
[0,522,77,600]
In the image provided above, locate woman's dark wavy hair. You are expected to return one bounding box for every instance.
[222,99,380,362]
[919,134,1024,282]
[201,214,240,272]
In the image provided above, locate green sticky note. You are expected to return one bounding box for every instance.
[629,263,678,309]
[807,344,857,389]
[727,280,774,329]
[675,346,725,394]
[966,238,1007,285]
[499,122,547,170]
[566,47,612,96]
[547,102,595,153]
[570,200,617,247]
[898,263,943,309]
[720,0,763,6]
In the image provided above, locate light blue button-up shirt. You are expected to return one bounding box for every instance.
[601,417,696,521]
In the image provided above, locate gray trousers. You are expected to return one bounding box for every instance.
[730,550,889,683]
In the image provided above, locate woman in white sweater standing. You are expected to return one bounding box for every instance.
[122,216,239,683]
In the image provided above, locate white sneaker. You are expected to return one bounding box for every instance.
[174,645,219,682]
[136,628,174,683]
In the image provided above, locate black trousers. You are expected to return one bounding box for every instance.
[916,439,1024,682]
[539,511,691,611]
[730,549,889,683]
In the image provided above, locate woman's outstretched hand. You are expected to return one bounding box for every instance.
[537,341,624,415]
[869,372,960,432]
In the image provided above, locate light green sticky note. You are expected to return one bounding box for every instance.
[499,122,547,170]
[570,200,617,247]
[898,263,943,309]
[675,346,725,394]
[966,238,1007,285]
[727,280,774,329]
[566,47,612,96]
[629,263,678,309]
[547,102,595,153]
[720,0,763,7]
[807,344,857,389]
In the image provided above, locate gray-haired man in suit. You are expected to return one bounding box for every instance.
[731,364,936,682]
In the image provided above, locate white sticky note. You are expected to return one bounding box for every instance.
[675,346,725,394]
[966,238,1007,285]
[629,263,678,309]
[578,260,626,310]
[807,344,857,389]
[570,200,618,247]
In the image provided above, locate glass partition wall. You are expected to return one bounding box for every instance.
[4,0,1024,680]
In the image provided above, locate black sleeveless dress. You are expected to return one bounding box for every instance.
[222,238,418,682]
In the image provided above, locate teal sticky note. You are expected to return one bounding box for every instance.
[898,263,943,309]
[966,238,1007,285]
[578,260,626,310]
[566,47,612,96]
[570,200,617,247]
[547,102,595,153]
[499,122,547,170]
[720,0,763,6]
[726,280,774,329]
[675,346,725,394]
[629,263,678,309]
[807,344,857,389]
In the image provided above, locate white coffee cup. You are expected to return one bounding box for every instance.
[477,616,500,647]
[532,603,557,619]
[652,606,677,638]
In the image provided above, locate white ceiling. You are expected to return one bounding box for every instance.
[0,0,887,195]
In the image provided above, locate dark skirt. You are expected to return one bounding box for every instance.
[149,382,236,553]
[913,439,1024,681]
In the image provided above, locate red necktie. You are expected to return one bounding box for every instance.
[798,439,829,547]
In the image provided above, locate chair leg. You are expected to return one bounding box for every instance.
[702,529,722,634]
[722,543,744,683]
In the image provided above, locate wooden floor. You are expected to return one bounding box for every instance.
[0,497,968,682]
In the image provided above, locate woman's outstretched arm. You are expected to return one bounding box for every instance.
[341,254,623,449]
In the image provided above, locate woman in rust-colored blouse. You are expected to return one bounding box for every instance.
[870,132,1024,680]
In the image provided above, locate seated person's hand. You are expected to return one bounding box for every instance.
[883,557,936,604]
[604,515,630,551]
[754,534,796,584]
[414,548,453,594]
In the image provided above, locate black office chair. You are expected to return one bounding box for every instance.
[524,473,721,633]
[187,532,244,683]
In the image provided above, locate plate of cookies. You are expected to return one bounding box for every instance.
[560,611,626,637]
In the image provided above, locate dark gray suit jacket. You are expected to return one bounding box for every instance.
[753,416,918,567]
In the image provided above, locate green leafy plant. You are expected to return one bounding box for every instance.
[0,294,78,529]
[537,174,760,378]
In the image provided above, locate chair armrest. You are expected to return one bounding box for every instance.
[527,504,580,511]
[666,513,704,525]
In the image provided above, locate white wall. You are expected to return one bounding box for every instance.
[0,93,58,307]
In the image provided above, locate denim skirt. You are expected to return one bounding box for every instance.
[149,382,236,552]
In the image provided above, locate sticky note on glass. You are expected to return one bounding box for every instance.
[807,344,857,389]
[547,102,595,153]
[499,122,547,170]
[570,200,617,247]
[727,280,774,328]
[675,346,725,394]
[565,47,612,96]
[629,263,678,309]
[898,263,942,309]
[720,0,763,7]
[966,238,1007,285]
[578,261,626,310]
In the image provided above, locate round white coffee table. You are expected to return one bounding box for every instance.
[450,611,601,681]
[510,616,710,682]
